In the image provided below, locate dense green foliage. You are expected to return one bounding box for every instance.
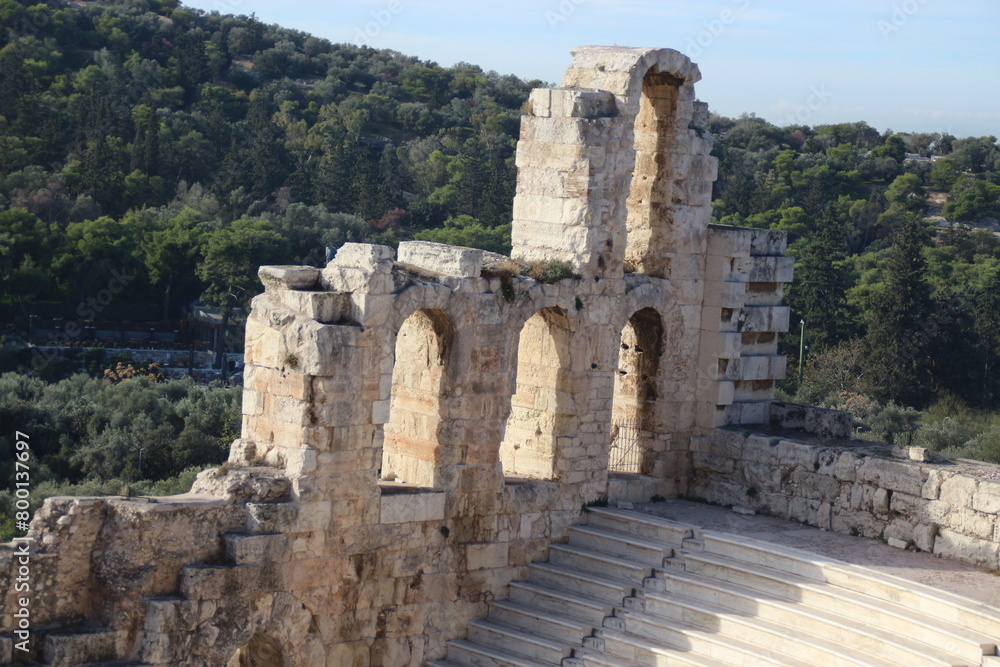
[0,0,536,317]
[707,114,1000,412]
[0,373,239,537]
[4,0,1000,524]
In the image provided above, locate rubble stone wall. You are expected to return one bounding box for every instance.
[690,428,1000,569]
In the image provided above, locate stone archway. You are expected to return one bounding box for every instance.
[499,307,574,481]
[610,307,664,475]
[624,68,683,277]
[380,308,454,488]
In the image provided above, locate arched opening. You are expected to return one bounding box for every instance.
[500,307,574,481]
[226,634,285,667]
[380,308,453,489]
[609,308,664,475]
[624,69,683,277]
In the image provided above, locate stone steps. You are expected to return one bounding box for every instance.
[617,598,897,666]
[548,544,654,585]
[567,525,673,567]
[467,620,575,665]
[527,562,634,603]
[679,550,987,664]
[598,622,809,666]
[486,600,593,643]
[647,570,967,666]
[507,581,612,625]
[433,507,1000,667]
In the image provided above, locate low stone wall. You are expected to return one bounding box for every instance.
[769,401,854,439]
[690,428,1000,569]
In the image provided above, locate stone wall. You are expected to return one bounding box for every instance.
[690,428,1000,569]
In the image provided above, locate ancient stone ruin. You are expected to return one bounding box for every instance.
[3,46,1000,666]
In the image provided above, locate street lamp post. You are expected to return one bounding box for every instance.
[798,319,806,386]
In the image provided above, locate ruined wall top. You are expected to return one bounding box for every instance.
[561,46,702,113]
[511,46,716,279]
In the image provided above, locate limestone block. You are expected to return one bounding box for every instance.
[515,140,589,172]
[789,470,841,503]
[856,457,928,496]
[702,280,747,308]
[950,507,996,540]
[692,452,735,474]
[769,402,853,439]
[256,501,311,546]
[700,331,741,359]
[705,428,746,457]
[258,265,320,291]
[379,492,446,524]
[528,88,552,118]
[921,469,952,500]
[733,381,775,403]
[705,256,751,283]
[972,480,1000,514]
[331,243,395,269]
[788,496,820,525]
[321,265,393,295]
[939,474,978,509]
[728,355,786,382]
[397,241,491,278]
[285,447,318,476]
[738,305,790,334]
[708,225,753,258]
[741,461,781,491]
[933,527,1000,567]
[548,88,618,119]
[748,256,795,283]
[276,290,350,324]
[520,116,597,146]
[724,401,770,426]
[747,228,789,257]
[887,535,909,549]
[744,282,785,306]
[465,542,509,570]
[190,467,291,503]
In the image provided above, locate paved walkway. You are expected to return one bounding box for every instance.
[633,499,1000,607]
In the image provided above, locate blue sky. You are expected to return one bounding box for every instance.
[182,0,1000,137]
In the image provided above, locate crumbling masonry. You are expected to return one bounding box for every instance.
[5,46,997,667]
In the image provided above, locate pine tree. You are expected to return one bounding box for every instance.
[789,204,849,348]
[863,212,934,406]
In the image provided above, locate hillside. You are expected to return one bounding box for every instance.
[3,0,1000,517]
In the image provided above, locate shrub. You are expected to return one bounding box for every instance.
[524,260,578,284]
[863,401,921,446]
[912,417,970,452]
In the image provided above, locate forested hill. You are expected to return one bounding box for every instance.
[4,0,1000,419]
[0,0,536,320]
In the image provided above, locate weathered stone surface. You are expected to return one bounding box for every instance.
[191,467,292,503]
[259,265,321,291]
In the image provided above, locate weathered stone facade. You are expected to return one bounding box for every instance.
[690,427,1000,568]
[5,45,990,667]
